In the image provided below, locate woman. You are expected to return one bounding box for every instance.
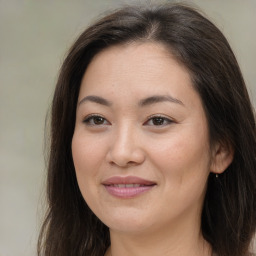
[38,3,256,256]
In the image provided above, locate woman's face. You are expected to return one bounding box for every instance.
[72,42,213,235]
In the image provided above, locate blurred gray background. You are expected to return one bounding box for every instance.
[0,0,255,255]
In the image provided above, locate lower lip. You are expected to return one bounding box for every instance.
[104,185,154,198]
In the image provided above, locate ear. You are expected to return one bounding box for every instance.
[210,141,234,174]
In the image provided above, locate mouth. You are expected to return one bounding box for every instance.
[108,184,151,188]
[102,176,156,198]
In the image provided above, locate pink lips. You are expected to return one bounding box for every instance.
[102,176,156,198]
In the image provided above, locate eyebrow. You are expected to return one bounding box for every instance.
[78,95,112,107]
[78,94,184,107]
[139,95,184,107]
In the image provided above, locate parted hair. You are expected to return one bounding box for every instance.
[38,3,256,256]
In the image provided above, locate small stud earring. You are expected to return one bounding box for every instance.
[216,173,219,178]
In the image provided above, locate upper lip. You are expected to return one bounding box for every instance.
[102,176,156,186]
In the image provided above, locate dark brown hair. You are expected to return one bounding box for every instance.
[38,3,256,256]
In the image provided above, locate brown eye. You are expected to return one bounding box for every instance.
[93,116,105,125]
[83,115,110,126]
[152,117,165,126]
[144,115,173,127]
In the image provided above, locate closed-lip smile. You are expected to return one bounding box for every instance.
[102,176,156,198]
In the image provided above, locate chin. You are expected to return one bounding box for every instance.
[97,208,157,234]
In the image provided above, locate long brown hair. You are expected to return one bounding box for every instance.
[38,3,256,256]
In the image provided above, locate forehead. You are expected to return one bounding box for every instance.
[79,42,199,108]
[83,42,187,81]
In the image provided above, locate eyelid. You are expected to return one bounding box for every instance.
[143,114,175,126]
[82,113,175,126]
[82,114,111,126]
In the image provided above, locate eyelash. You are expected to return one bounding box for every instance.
[83,114,110,126]
[82,114,174,127]
[144,115,174,126]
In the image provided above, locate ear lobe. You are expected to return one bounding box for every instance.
[210,142,234,174]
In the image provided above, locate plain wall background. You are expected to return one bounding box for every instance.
[0,0,255,255]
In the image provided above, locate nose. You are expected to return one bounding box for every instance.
[106,124,146,167]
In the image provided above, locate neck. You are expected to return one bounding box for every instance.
[105,215,212,256]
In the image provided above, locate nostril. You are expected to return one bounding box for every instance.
[109,159,138,168]
[122,161,139,168]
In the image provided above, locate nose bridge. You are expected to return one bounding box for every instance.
[116,121,134,146]
[107,121,145,167]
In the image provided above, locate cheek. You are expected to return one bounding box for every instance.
[150,134,210,214]
[71,132,103,193]
[71,132,109,218]
[148,128,211,189]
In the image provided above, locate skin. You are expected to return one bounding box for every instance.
[72,42,233,256]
